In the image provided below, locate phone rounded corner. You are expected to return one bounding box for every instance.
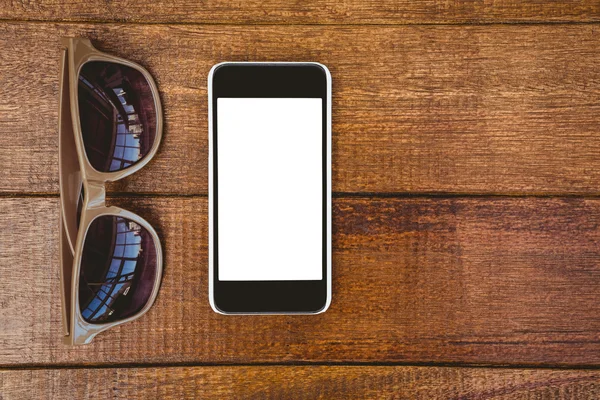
[309,292,332,315]
[208,293,228,315]
[208,283,230,315]
[208,62,231,84]
[315,300,331,315]
[308,62,331,84]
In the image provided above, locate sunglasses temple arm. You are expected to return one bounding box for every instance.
[59,210,73,337]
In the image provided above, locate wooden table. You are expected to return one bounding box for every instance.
[1,1,600,398]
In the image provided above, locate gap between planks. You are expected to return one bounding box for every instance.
[0,18,600,27]
[3,360,600,372]
[7,192,600,199]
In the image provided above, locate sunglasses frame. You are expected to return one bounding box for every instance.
[59,37,164,345]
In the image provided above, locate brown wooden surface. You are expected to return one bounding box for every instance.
[2,23,600,195]
[1,0,599,24]
[2,196,600,367]
[1,366,599,399]
[1,2,600,397]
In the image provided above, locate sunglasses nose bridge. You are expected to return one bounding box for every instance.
[85,181,106,209]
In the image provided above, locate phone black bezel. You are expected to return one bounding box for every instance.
[211,63,329,313]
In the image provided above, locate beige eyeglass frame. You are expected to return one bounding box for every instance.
[59,37,164,345]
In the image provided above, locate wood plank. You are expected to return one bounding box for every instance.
[1,23,600,195]
[0,0,599,24]
[1,366,599,399]
[2,196,600,366]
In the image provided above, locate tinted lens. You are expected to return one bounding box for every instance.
[79,215,157,323]
[78,61,157,172]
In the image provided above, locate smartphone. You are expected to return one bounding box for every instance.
[208,62,331,314]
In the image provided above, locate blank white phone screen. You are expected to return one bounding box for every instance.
[217,98,323,281]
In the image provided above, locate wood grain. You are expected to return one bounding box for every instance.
[2,196,600,367]
[1,366,599,399]
[1,23,600,195]
[0,0,599,24]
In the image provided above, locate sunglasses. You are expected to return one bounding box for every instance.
[59,37,164,345]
